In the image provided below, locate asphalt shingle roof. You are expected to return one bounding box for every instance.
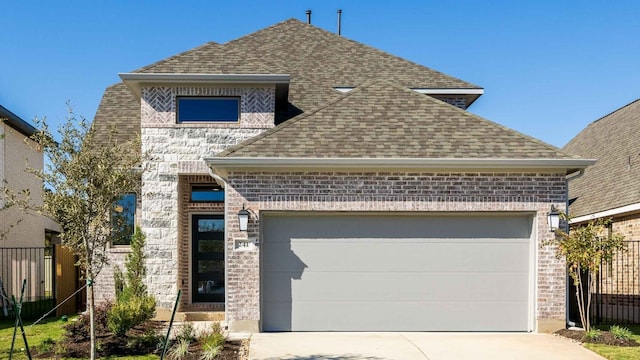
[92,19,482,144]
[220,80,575,159]
[563,99,640,217]
[92,83,140,146]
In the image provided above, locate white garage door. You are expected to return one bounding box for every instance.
[261,212,534,332]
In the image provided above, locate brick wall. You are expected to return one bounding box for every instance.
[225,171,568,327]
[597,215,640,305]
[177,175,224,311]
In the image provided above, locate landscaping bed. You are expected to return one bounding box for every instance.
[556,328,639,347]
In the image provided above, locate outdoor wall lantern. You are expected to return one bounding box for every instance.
[238,205,250,232]
[547,205,560,232]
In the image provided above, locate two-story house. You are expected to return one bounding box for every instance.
[1,104,60,308]
[92,19,593,333]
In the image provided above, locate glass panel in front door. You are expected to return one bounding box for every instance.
[192,215,224,302]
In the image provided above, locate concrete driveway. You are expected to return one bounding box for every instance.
[248,332,605,360]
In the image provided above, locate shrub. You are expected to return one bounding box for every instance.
[199,323,225,360]
[585,329,601,340]
[36,337,56,354]
[107,227,156,335]
[168,338,192,360]
[64,302,112,341]
[176,322,196,343]
[610,325,633,340]
[107,293,155,336]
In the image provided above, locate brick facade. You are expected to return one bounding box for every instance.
[225,171,568,330]
[594,213,640,322]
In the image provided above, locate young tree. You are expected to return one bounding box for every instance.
[5,109,142,360]
[547,216,626,332]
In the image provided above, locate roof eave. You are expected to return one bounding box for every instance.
[119,73,291,99]
[206,157,596,176]
[0,105,36,136]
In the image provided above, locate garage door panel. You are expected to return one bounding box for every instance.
[265,301,529,332]
[261,213,533,332]
[262,214,532,240]
[264,241,529,273]
[263,272,529,303]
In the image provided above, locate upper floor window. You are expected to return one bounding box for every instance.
[191,185,224,202]
[177,97,240,122]
[112,193,136,246]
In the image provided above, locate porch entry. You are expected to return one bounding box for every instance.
[192,214,225,303]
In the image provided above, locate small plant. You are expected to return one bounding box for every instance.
[36,337,56,353]
[168,338,191,360]
[176,322,196,343]
[200,342,221,360]
[610,325,633,340]
[199,323,225,360]
[585,328,601,340]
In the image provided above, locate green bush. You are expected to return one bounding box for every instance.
[585,329,601,340]
[610,325,633,340]
[199,323,225,360]
[107,227,156,336]
[107,291,155,336]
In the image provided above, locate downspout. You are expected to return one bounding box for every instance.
[206,165,230,329]
[565,169,585,327]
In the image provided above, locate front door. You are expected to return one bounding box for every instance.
[192,214,225,302]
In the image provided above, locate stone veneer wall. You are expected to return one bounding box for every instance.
[97,85,276,308]
[224,171,567,330]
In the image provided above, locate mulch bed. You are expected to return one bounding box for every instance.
[32,313,248,359]
[556,328,640,347]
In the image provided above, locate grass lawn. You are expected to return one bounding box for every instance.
[584,325,640,360]
[0,317,159,359]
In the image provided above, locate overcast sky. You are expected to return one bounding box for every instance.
[2,0,639,148]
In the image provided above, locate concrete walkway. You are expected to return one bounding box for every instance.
[248,332,605,360]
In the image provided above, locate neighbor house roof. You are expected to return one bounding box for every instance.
[92,18,482,144]
[563,99,640,218]
[0,104,36,137]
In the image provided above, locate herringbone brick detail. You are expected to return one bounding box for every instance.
[142,87,175,124]
[140,86,275,127]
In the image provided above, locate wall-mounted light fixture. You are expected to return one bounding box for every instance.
[238,205,250,232]
[547,205,560,232]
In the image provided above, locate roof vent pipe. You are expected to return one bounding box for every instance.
[337,9,342,35]
[306,10,312,24]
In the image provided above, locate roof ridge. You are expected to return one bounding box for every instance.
[381,81,576,158]
[218,79,381,157]
[132,41,219,73]
[591,98,640,125]
[224,18,302,46]
[225,18,481,89]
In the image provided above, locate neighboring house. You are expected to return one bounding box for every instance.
[563,99,640,322]
[0,104,59,306]
[92,19,593,333]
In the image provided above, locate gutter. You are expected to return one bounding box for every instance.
[0,104,37,137]
[570,202,640,224]
[205,157,596,173]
